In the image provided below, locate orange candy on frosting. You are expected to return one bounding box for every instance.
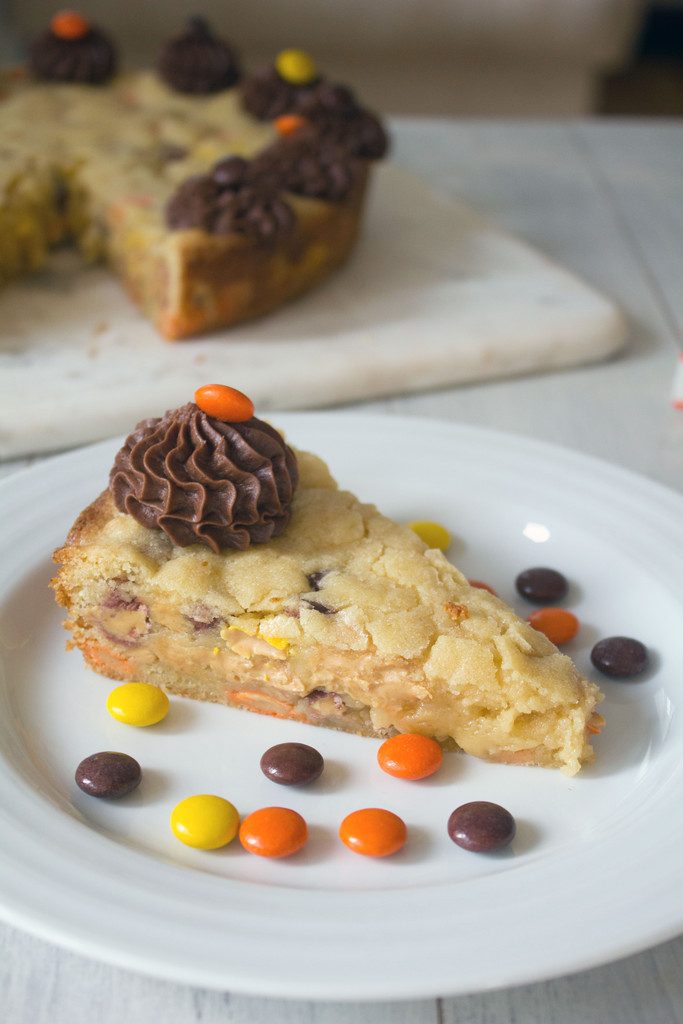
[51,10,90,39]
[194,384,254,422]
[274,114,309,137]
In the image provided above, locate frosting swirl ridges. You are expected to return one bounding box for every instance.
[157,16,241,95]
[109,404,299,552]
[164,158,295,242]
[29,26,118,85]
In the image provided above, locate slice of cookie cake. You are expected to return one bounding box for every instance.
[52,385,602,775]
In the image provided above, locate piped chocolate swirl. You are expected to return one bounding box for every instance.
[30,16,117,85]
[157,16,241,95]
[241,65,320,121]
[252,136,362,202]
[109,403,299,552]
[242,68,388,161]
[165,156,295,243]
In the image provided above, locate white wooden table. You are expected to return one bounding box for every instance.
[2,119,683,1024]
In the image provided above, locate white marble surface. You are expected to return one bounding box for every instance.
[0,165,625,459]
[1,118,683,1023]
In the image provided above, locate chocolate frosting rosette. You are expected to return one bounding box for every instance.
[165,156,295,243]
[242,48,388,161]
[296,82,389,160]
[241,48,321,121]
[251,136,361,202]
[29,10,118,85]
[157,16,241,94]
[109,387,299,552]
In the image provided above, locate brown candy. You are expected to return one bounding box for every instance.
[75,752,141,799]
[260,743,324,786]
[515,567,568,604]
[448,801,516,853]
[591,636,649,678]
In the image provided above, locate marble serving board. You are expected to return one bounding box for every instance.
[0,165,626,459]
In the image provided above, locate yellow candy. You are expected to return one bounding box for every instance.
[170,795,240,850]
[263,636,290,652]
[407,520,452,551]
[106,682,169,727]
[275,48,317,86]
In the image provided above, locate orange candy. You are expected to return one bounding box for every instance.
[377,733,443,781]
[339,808,407,857]
[468,579,498,596]
[194,384,254,423]
[587,712,606,736]
[239,806,308,858]
[274,114,308,137]
[528,607,579,645]
[50,10,90,39]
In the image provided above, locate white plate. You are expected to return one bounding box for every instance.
[0,413,682,1001]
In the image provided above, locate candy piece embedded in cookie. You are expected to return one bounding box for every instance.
[52,390,603,776]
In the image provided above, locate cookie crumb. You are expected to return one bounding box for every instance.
[444,602,469,624]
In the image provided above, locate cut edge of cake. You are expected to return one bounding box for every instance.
[108,175,368,339]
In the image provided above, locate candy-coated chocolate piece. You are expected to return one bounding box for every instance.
[274,113,308,136]
[591,636,648,678]
[377,733,443,781]
[194,383,254,422]
[171,794,240,849]
[275,48,317,86]
[51,10,90,39]
[339,808,407,857]
[587,712,606,735]
[515,567,568,604]
[528,607,579,645]
[106,682,169,726]
[407,520,451,551]
[260,742,324,786]
[239,807,308,858]
[468,579,497,596]
[262,636,290,651]
[448,801,516,852]
[75,751,141,798]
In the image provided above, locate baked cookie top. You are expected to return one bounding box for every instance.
[1,15,387,237]
[64,441,599,701]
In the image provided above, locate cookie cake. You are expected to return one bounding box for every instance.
[52,384,603,776]
[0,12,387,338]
